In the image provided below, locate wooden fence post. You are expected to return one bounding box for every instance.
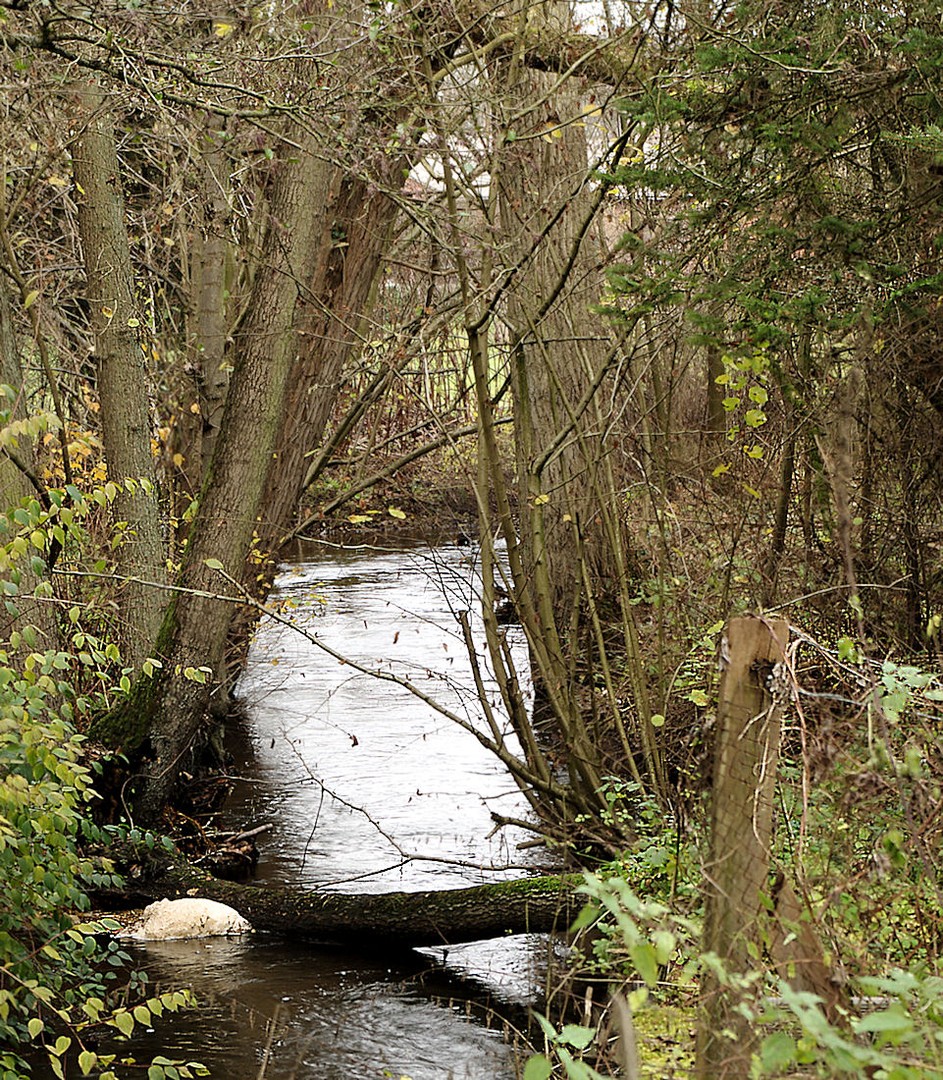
[696,615,788,1079]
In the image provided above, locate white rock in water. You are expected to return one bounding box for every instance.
[123,897,253,940]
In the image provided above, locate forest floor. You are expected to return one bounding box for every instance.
[299,433,509,545]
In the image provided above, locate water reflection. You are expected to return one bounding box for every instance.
[86,541,548,1078]
[108,936,523,1080]
[227,540,535,892]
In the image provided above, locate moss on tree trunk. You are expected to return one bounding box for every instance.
[105,847,581,947]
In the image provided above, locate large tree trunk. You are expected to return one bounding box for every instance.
[498,8,624,619]
[105,847,580,947]
[486,3,663,810]
[71,83,167,672]
[257,172,400,549]
[92,129,334,823]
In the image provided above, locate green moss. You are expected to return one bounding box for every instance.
[634,1003,696,1078]
[88,595,179,753]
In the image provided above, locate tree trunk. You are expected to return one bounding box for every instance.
[172,123,234,514]
[257,168,403,550]
[697,616,788,1079]
[486,3,662,811]
[103,848,580,948]
[92,129,334,823]
[188,125,233,481]
[497,10,624,619]
[71,82,166,672]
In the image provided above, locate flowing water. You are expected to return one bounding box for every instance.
[119,540,552,1079]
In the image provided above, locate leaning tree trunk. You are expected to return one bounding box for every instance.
[257,171,401,550]
[181,121,233,494]
[71,82,166,672]
[497,11,625,623]
[92,129,334,824]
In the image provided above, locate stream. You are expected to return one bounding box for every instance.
[119,540,551,1079]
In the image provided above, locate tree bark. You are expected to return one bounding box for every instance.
[257,165,403,549]
[105,849,580,947]
[91,129,334,823]
[183,123,233,492]
[71,82,166,672]
[697,616,787,1079]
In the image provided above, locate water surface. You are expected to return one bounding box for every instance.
[119,541,547,1078]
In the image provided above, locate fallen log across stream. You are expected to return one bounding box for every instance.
[100,847,583,948]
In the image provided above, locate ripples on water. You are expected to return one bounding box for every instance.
[100,541,551,1079]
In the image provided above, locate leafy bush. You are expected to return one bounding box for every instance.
[0,463,203,1077]
[0,649,207,1079]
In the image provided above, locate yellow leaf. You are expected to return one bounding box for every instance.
[534,493,550,505]
[47,174,69,188]
[711,464,730,477]
[213,19,234,36]
[101,306,114,319]
[23,289,40,310]
[388,506,406,520]
[189,402,201,414]
[172,453,184,467]
[348,514,370,524]
[126,317,140,327]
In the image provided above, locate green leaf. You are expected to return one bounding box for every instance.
[23,289,40,310]
[523,1055,553,1080]
[629,941,659,986]
[204,558,224,571]
[568,901,600,932]
[760,1031,797,1072]
[534,1014,558,1041]
[113,1010,134,1037]
[853,1005,913,1039]
[52,1036,72,1056]
[78,1050,98,1075]
[148,1067,166,1080]
[27,1017,44,1039]
[559,1024,596,1050]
